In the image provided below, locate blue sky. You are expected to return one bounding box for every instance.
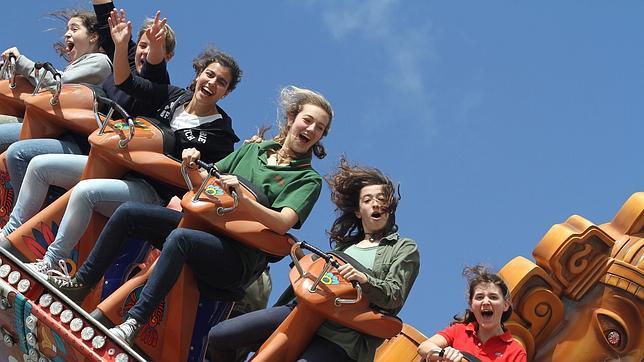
[4,1,644,338]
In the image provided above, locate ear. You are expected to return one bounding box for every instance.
[355,210,361,219]
[503,299,510,312]
[165,51,174,61]
[89,33,99,44]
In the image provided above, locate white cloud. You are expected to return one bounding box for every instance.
[308,0,436,134]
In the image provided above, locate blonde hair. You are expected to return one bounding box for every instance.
[273,86,333,159]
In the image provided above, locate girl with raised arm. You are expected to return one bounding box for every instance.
[1,10,241,279]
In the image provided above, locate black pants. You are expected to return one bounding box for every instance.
[207,305,354,362]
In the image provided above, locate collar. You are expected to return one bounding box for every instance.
[258,140,312,168]
[465,322,514,344]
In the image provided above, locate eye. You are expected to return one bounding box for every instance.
[596,313,628,352]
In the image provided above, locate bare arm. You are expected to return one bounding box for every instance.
[418,335,464,362]
[108,8,133,85]
[221,174,299,235]
[181,148,299,235]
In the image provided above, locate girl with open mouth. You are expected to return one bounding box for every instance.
[417,265,527,361]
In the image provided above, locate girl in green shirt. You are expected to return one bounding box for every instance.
[50,86,333,346]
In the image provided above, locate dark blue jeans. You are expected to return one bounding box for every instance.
[75,201,247,323]
[207,305,353,362]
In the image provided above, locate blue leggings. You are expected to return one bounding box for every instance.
[207,305,353,362]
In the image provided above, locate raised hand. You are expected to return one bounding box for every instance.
[2,47,20,60]
[108,8,132,47]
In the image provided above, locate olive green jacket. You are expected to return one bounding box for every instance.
[317,232,421,361]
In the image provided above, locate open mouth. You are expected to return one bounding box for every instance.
[297,133,311,143]
[481,310,494,318]
[200,86,214,96]
[66,41,75,53]
[371,211,382,219]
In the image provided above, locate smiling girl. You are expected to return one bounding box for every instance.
[2,10,242,279]
[417,265,527,362]
[50,85,333,346]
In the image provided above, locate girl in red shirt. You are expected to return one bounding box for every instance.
[417,265,527,362]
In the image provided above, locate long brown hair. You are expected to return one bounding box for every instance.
[452,264,513,326]
[326,157,399,247]
[49,9,100,62]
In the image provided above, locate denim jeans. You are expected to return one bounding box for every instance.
[5,133,83,198]
[75,202,250,323]
[207,305,352,362]
[2,154,86,237]
[0,123,21,152]
[0,115,21,125]
[44,176,163,266]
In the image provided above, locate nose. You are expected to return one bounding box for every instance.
[64,30,72,38]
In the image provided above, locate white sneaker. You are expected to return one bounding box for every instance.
[26,259,54,277]
[26,259,69,278]
[109,317,142,345]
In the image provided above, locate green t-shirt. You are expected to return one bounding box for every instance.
[215,140,323,285]
[216,140,322,229]
[344,244,378,271]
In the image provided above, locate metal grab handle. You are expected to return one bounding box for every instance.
[289,241,362,306]
[94,96,136,148]
[32,62,62,101]
[180,160,239,215]
[0,54,17,88]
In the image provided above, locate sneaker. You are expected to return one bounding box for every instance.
[47,274,92,305]
[26,259,54,277]
[27,259,70,279]
[109,317,142,345]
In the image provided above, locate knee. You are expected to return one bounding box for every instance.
[5,143,22,163]
[113,202,139,219]
[165,228,190,250]
[207,319,235,350]
[69,180,97,204]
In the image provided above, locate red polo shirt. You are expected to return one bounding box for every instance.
[438,322,527,362]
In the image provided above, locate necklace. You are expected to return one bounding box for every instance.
[275,148,294,165]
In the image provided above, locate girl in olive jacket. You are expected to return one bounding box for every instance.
[208,158,421,362]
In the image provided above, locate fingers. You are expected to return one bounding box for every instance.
[443,347,463,362]
[181,148,201,168]
[219,175,241,194]
[337,263,367,283]
[243,135,264,144]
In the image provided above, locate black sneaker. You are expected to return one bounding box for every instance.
[47,275,92,305]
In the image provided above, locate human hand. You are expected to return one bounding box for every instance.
[243,134,264,144]
[2,47,20,60]
[145,11,167,52]
[219,174,244,197]
[337,263,368,284]
[435,347,463,362]
[108,9,132,47]
[181,147,201,169]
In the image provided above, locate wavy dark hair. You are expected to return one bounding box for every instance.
[326,157,399,247]
[188,46,242,93]
[452,264,513,327]
[49,9,100,62]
